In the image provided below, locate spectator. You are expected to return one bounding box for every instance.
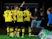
[40,11,45,28]
[47,8,52,30]
[31,8,41,28]
[47,8,52,27]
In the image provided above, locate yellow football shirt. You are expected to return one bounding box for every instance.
[3,10,12,22]
[11,10,17,21]
[24,10,31,22]
[16,11,24,22]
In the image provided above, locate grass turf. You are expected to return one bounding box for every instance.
[0,35,38,39]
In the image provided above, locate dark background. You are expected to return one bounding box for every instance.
[0,0,52,34]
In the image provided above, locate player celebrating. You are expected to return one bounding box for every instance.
[16,9,24,37]
[12,1,25,38]
[24,7,34,37]
[3,6,13,36]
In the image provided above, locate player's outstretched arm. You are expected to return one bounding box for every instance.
[20,1,25,7]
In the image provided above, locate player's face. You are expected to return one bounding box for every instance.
[6,6,9,10]
[15,6,19,10]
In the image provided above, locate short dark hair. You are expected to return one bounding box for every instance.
[47,7,51,12]
[12,6,14,9]
[26,6,29,9]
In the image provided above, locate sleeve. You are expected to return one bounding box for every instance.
[3,11,7,17]
[28,11,32,17]
[23,11,27,17]
[29,12,32,16]
[10,11,12,15]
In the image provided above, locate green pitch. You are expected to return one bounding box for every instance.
[0,35,38,39]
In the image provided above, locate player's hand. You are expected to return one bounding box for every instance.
[22,1,25,4]
[20,1,25,7]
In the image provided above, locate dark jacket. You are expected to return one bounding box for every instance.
[33,12,40,20]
